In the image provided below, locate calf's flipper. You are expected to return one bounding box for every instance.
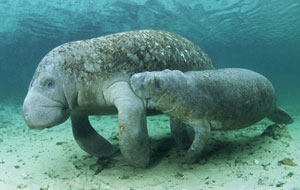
[185,119,211,163]
[170,118,192,149]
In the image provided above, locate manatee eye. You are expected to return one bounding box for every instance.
[47,81,54,88]
[47,80,55,88]
[42,78,55,89]
[153,77,160,89]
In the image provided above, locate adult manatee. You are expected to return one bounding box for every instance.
[130,68,293,162]
[22,30,215,167]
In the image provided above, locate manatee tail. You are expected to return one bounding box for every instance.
[267,107,294,124]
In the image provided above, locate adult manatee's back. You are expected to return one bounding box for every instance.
[53,30,213,81]
[23,30,215,167]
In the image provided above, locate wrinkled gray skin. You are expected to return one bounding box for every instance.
[22,30,215,167]
[130,68,294,162]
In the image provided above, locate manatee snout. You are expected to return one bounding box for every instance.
[23,92,70,129]
[130,72,147,99]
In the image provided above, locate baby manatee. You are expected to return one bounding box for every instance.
[130,68,293,162]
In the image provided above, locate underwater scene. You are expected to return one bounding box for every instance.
[0,0,300,189]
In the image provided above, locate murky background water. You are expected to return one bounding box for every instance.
[0,0,299,106]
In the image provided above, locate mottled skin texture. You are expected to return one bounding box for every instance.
[130,68,293,162]
[22,30,215,167]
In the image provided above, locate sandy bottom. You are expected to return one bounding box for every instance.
[0,100,299,190]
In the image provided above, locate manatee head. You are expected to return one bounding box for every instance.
[23,50,70,129]
[130,71,167,101]
[130,70,186,110]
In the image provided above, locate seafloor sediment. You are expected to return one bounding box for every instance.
[0,100,299,190]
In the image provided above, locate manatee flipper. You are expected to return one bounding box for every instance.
[267,107,294,124]
[71,113,116,157]
[185,119,211,163]
[170,118,192,149]
[104,81,150,167]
